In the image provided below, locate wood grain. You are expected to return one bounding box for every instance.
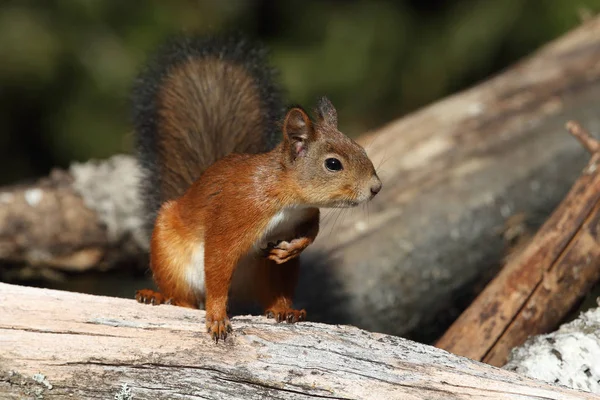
[0,282,595,399]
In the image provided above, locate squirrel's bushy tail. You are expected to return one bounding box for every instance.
[132,33,284,234]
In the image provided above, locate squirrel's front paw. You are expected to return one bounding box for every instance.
[263,238,309,264]
[265,307,306,323]
[206,316,233,343]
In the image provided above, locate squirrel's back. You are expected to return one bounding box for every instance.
[132,34,284,232]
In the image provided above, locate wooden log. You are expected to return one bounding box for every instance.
[0,155,147,276]
[0,169,106,272]
[4,17,600,342]
[0,283,595,400]
[435,122,600,366]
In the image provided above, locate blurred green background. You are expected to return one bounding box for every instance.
[1,0,599,185]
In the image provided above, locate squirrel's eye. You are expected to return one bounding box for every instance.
[325,157,343,172]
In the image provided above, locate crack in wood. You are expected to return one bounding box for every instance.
[0,326,123,338]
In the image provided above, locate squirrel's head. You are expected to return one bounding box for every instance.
[281,97,382,208]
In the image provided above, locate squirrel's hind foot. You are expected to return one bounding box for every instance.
[265,307,306,323]
[135,289,170,306]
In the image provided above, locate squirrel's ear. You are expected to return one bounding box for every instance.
[283,107,315,159]
[316,96,338,128]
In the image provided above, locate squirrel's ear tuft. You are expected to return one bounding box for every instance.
[316,96,338,128]
[283,107,315,160]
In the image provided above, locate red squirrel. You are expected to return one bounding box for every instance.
[132,34,382,342]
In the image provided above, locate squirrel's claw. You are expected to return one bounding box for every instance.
[264,239,310,264]
[265,308,306,323]
[206,317,233,344]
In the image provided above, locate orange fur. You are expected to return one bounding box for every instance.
[149,200,203,308]
[136,98,381,343]
[255,256,306,323]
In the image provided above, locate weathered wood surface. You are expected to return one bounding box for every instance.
[0,283,595,400]
[436,122,600,366]
[4,18,600,342]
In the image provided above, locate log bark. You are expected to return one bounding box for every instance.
[435,122,600,366]
[4,17,600,342]
[0,283,595,400]
[0,156,146,275]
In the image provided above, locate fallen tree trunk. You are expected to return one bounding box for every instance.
[436,122,600,366]
[0,156,146,274]
[0,283,595,400]
[4,17,600,342]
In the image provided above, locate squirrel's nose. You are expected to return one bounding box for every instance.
[370,179,382,196]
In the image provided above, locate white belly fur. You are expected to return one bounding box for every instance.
[185,241,206,302]
[184,206,315,303]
